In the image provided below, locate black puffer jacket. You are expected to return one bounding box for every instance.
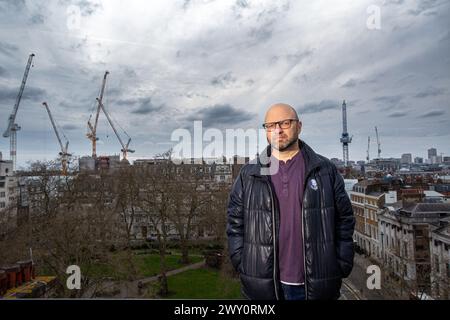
[227,139,355,300]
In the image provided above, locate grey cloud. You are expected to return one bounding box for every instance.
[342,78,357,88]
[21,87,46,100]
[186,104,254,126]
[0,86,46,102]
[236,0,250,9]
[62,124,79,131]
[0,66,8,77]
[70,38,88,51]
[30,14,45,24]
[59,99,92,111]
[286,50,314,63]
[269,55,280,64]
[407,0,442,16]
[420,110,446,118]
[122,67,137,79]
[388,112,407,118]
[211,72,237,88]
[248,20,274,43]
[247,2,290,43]
[59,0,102,16]
[0,0,25,11]
[441,31,450,42]
[341,77,377,88]
[76,0,102,16]
[0,42,19,57]
[414,87,445,98]
[116,97,163,115]
[373,95,403,105]
[383,0,405,5]
[182,0,191,10]
[297,100,340,115]
[245,79,255,86]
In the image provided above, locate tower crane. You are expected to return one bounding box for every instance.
[87,71,109,158]
[42,102,71,175]
[340,100,352,167]
[375,126,381,159]
[96,98,134,161]
[2,53,35,171]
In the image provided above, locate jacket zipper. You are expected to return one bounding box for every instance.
[301,168,318,300]
[267,181,280,300]
[301,176,308,300]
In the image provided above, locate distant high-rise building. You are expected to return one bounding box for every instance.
[428,148,437,161]
[401,153,412,164]
[414,157,423,164]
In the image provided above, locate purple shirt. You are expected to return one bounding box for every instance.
[270,148,306,285]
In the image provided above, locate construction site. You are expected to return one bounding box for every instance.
[2,54,134,176]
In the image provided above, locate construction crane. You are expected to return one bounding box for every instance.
[96,98,134,161]
[340,100,352,167]
[2,53,35,171]
[87,71,109,158]
[42,102,71,175]
[366,136,370,162]
[375,126,381,159]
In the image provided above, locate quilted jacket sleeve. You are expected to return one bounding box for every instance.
[332,165,356,278]
[226,167,246,273]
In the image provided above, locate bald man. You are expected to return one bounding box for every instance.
[227,103,355,300]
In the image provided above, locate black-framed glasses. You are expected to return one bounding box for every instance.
[262,119,298,131]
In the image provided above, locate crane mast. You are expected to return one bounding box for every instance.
[3,53,35,171]
[367,136,370,162]
[96,98,134,161]
[42,102,71,175]
[339,100,352,167]
[87,71,109,158]
[375,126,381,159]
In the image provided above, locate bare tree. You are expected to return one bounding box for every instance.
[109,166,141,280]
[169,163,209,264]
[1,160,127,298]
[137,149,175,296]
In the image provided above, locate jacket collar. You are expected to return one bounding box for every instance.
[250,139,324,177]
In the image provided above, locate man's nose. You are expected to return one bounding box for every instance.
[274,125,284,134]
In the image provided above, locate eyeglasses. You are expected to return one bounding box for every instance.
[262,119,298,131]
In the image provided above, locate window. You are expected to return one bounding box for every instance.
[0,202,5,208]
[0,192,5,198]
[433,255,440,273]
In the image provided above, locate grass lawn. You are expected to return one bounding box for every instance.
[134,254,203,278]
[88,252,203,280]
[165,267,243,299]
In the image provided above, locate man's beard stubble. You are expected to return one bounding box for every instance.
[267,134,298,152]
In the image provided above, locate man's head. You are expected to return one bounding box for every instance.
[263,103,302,151]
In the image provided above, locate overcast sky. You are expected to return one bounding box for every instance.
[0,0,449,168]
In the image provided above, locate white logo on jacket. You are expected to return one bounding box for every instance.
[310,179,318,190]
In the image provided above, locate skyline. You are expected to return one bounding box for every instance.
[0,0,449,167]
